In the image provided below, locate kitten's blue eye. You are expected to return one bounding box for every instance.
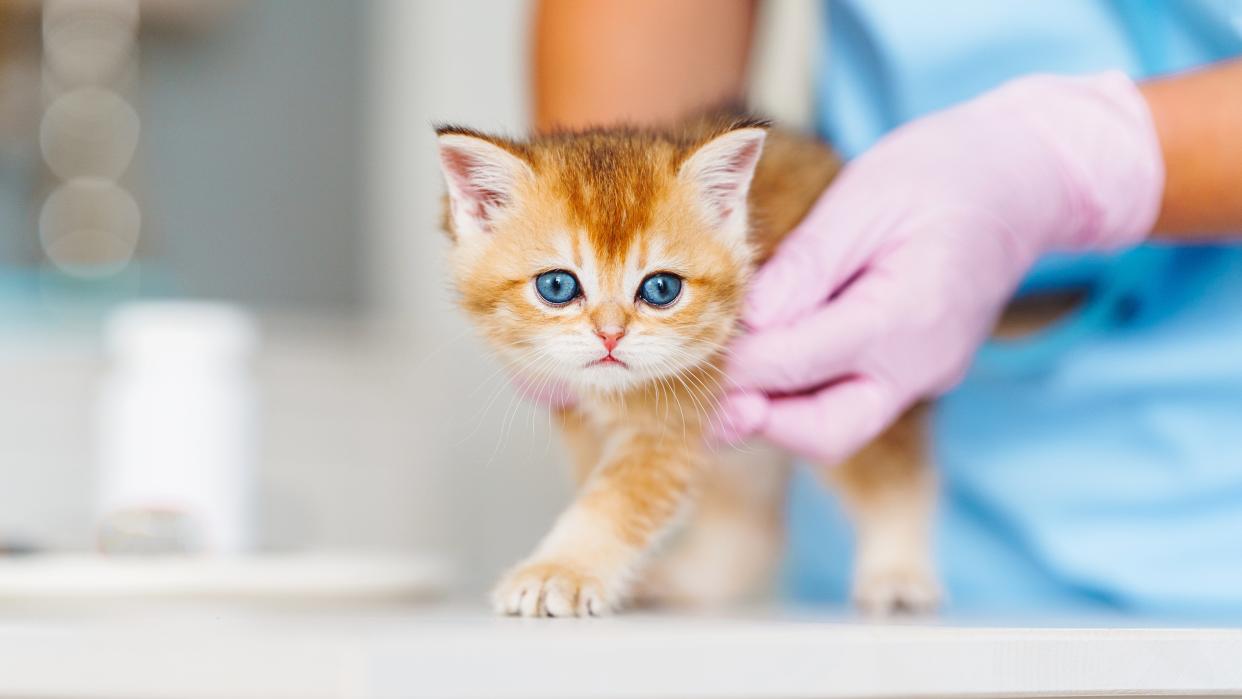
[535,269,581,305]
[638,273,683,307]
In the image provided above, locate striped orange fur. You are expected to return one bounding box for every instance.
[437,114,940,616]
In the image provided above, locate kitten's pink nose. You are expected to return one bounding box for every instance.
[596,327,625,352]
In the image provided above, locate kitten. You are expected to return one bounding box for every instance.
[435,115,939,617]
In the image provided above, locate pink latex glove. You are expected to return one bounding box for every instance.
[718,72,1164,464]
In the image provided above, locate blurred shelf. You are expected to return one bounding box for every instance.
[0,603,1239,698]
[0,553,451,601]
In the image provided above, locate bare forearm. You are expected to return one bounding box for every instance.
[531,0,755,132]
[1141,59,1242,239]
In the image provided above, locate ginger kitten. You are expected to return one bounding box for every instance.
[435,116,940,617]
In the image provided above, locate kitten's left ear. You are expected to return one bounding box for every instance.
[436,129,534,242]
[678,127,767,242]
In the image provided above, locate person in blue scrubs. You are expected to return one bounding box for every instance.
[532,0,1242,616]
[784,1,1242,617]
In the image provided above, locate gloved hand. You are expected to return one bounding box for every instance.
[717,71,1164,464]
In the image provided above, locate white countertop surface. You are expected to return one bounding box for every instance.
[2,601,1241,699]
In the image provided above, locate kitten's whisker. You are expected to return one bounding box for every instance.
[659,347,763,455]
[524,350,570,440]
[464,340,540,401]
[672,341,754,396]
[451,345,541,441]
[483,351,559,469]
[669,371,710,432]
[462,345,544,417]
[406,325,475,376]
[654,371,689,445]
[457,347,553,448]
[651,373,669,449]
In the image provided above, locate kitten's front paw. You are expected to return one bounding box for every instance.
[852,559,942,616]
[492,559,617,617]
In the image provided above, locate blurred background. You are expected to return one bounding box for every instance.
[0,0,815,594]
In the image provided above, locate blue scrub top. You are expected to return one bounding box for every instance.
[787,0,1242,616]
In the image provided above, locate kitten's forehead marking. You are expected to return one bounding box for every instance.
[621,237,688,298]
[622,238,650,294]
[636,232,649,271]
[533,232,578,272]
[569,231,584,270]
[555,139,663,264]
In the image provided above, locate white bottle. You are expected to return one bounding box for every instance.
[95,301,258,554]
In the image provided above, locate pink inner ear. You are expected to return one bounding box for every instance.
[441,147,510,222]
[696,135,764,221]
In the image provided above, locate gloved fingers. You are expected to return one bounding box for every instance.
[728,273,886,394]
[709,389,769,445]
[743,192,874,329]
[759,378,896,467]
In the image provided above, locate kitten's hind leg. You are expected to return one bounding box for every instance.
[825,404,941,615]
[634,442,791,608]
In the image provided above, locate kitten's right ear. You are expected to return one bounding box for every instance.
[436,129,533,241]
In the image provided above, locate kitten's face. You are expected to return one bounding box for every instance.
[436,124,766,394]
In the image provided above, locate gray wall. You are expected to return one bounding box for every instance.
[140,0,367,310]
